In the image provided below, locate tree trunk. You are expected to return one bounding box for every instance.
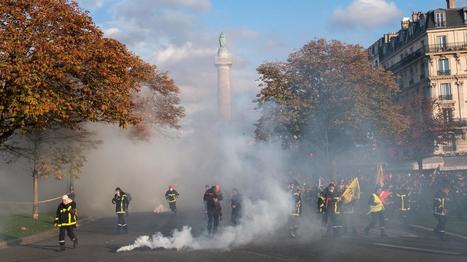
[32,168,39,221]
[417,158,424,171]
[324,128,331,176]
[32,135,40,221]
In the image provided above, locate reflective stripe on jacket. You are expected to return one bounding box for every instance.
[55,202,77,227]
[112,194,128,214]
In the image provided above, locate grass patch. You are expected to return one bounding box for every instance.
[0,214,54,241]
[408,212,467,236]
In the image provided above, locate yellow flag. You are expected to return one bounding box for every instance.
[342,178,360,203]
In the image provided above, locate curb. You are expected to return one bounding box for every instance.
[409,224,467,240]
[0,217,95,249]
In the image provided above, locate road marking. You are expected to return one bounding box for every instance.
[410,224,467,240]
[239,250,296,261]
[373,242,462,256]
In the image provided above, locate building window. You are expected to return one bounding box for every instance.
[439,83,452,100]
[464,8,467,24]
[435,11,446,27]
[443,133,456,152]
[438,58,450,75]
[436,35,447,51]
[443,108,454,123]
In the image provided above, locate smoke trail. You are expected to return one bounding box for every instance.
[117,181,291,252]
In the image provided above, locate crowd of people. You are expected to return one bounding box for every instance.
[289,169,467,240]
[52,169,466,251]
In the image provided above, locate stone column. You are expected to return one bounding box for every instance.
[215,32,233,120]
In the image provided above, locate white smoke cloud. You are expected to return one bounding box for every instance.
[154,42,216,65]
[330,0,401,29]
[117,181,291,252]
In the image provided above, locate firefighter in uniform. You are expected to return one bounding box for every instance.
[395,185,411,224]
[231,188,242,226]
[112,187,129,233]
[165,185,179,213]
[433,186,449,239]
[364,187,387,237]
[54,195,78,251]
[318,183,342,237]
[289,182,302,238]
[203,184,223,234]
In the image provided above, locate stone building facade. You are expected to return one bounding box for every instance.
[369,0,467,163]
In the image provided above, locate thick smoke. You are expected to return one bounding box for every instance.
[117,181,291,252]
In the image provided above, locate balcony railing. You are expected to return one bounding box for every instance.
[429,42,467,53]
[388,47,425,70]
[439,94,453,100]
[438,70,451,76]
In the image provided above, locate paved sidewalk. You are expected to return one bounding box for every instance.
[0,217,94,249]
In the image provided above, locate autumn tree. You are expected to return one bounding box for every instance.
[130,71,184,140]
[255,39,406,172]
[1,128,99,220]
[397,96,462,170]
[0,0,184,143]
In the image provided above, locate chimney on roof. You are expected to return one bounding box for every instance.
[411,12,420,22]
[401,17,410,30]
[447,0,456,9]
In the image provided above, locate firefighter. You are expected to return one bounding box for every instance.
[395,185,411,224]
[318,184,330,234]
[433,186,449,240]
[292,184,302,217]
[364,187,387,237]
[54,195,78,251]
[203,184,223,234]
[165,185,179,213]
[318,183,342,237]
[112,187,129,233]
[231,188,242,226]
[289,182,302,238]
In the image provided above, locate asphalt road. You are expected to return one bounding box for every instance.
[0,209,466,262]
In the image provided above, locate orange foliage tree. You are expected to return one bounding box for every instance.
[255,39,406,171]
[0,0,184,143]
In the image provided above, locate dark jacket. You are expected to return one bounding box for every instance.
[231,193,242,211]
[112,193,129,214]
[203,187,223,213]
[319,188,340,214]
[165,189,179,203]
[55,201,77,227]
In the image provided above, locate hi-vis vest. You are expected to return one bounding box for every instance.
[55,202,77,227]
[369,193,384,214]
